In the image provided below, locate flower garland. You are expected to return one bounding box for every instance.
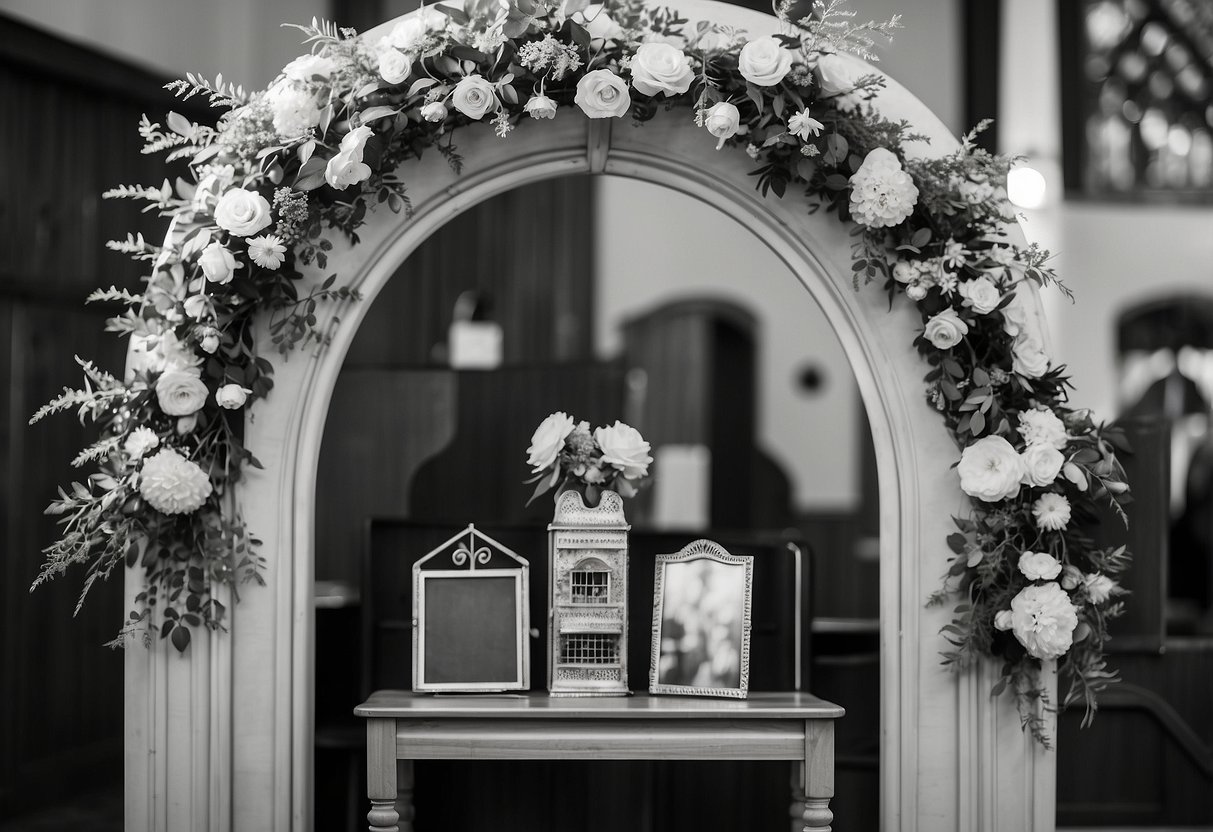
[31,0,1130,742]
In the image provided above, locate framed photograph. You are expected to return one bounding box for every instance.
[649,539,753,699]
[412,524,530,692]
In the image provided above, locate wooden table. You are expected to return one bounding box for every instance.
[354,690,844,831]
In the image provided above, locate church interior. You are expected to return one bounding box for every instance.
[0,0,1211,830]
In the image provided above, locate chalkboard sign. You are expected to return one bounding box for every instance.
[412,525,530,692]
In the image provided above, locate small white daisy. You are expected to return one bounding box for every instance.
[787,109,824,140]
[247,234,286,270]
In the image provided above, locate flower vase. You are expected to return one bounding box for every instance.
[546,489,631,696]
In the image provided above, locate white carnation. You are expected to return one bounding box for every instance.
[265,82,322,139]
[139,448,213,515]
[1032,493,1071,531]
[1018,408,1068,450]
[848,147,918,228]
[124,426,161,459]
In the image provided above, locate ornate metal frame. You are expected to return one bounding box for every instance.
[649,539,754,700]
[412,523,530,692]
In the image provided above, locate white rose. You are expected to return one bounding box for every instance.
[1018,408,1068,450]
[957,435,1025,502]
[214,188,272,237]
[1032,493,1072,531]
[702,102,740,149]
[1013,336,1050,378]
[1083,573,1117,604]
[215,383,251,409]
[524,94,558,120]
[1020,443,1064,487]
[283,53,338,83]
[594,420,653,480]
[139,448,213,515]
[906,283,928,302]
[958,276,1002,315]
[199,328,220,354]
[574,5,624,41]
[451,75,498,120]
[124,426,161,459]
[892,261,918,284]
[848,147,919,228]
[923,308,969,350]
[1001,293,1031,339]
[575,69,631,119]
[198,242,239,285]
[994,610,1013,631]
[1009,582,1078,660]
[421,102,446,122]
[737,36,793,87]
[1018,550,1062,581]
[325,150,372,189]
[629,42,694,97]
[815,52,852,96]
[378,47,412,85]
[156,368,209,417]
[527,411,576,473]
[265,82,322,139]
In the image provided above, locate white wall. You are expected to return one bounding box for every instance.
[0,0,324,88]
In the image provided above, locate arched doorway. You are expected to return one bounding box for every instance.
[123,3,1056,829]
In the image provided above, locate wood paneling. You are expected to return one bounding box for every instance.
[0,18,197,820]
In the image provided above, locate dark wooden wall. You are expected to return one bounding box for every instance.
[0,14,201,820]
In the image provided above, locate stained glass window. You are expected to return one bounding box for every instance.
[1061,0,1213,200]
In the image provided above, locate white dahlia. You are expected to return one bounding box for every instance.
[1032,493,1072,531]
[1009,582,1078,660]
[139,448,213,515]
[848,147,919,228]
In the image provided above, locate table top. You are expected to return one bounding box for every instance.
[355,690,844,720]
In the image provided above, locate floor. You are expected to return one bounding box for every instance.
[0,786,122,832]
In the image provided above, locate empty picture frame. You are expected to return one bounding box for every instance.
[649,539,753,699]
[412,524,530,692]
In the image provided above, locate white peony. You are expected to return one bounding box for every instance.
[1013,336,1050,378]
[214,188,272,237]
[215,383,251,409]
[629,42,694,97]
[265,82,323,139]
[524,94,558,120]
[1018,408,1068,450]
[1018,550,1062,581]
[815,52,852,95]
[156,368,209,416]
[737,36,793,87]
[958,276,1002,315]
[139,448,213,516]
[527,411,576,472]
[574,69,631,118]
[1083,573,1117,604]
[595,421,653,480]
[451,75,498,120]
[1020,443,1064,487]
[702,102,740,149]
[283,53,338,83]
[124,426,161,459]
[1032,493,1071,531]
[957,435,1025,502]
[848,147,919,228]
[383,7,445,52]
[923,308,969,350]
[198,242,239,285]
[1008,582,1078,660]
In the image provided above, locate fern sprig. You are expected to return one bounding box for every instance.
[788,0,902,61]
[165,72,249,109]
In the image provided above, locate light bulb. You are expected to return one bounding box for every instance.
[1007,165,1048,209]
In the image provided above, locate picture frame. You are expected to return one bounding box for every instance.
[412,524,530,693]
[649,539,753,699]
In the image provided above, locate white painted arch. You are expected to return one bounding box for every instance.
[124,2,1057,830]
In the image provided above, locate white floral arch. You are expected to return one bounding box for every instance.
[123,2,1055,830]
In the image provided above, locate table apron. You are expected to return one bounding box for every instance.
[392,717,808,760]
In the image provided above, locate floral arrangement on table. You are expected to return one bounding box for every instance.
[525,411,653,505]
[29,0,1131,743]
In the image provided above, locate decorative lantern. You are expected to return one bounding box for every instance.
[547,489,630,696]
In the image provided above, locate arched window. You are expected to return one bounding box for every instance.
[570,557,611,604]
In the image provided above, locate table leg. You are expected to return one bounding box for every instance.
[367,718,399,832]
[789,763,807,832]
[801,720,835,832]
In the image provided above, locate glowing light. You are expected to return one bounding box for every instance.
[1007,166,1048,209]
